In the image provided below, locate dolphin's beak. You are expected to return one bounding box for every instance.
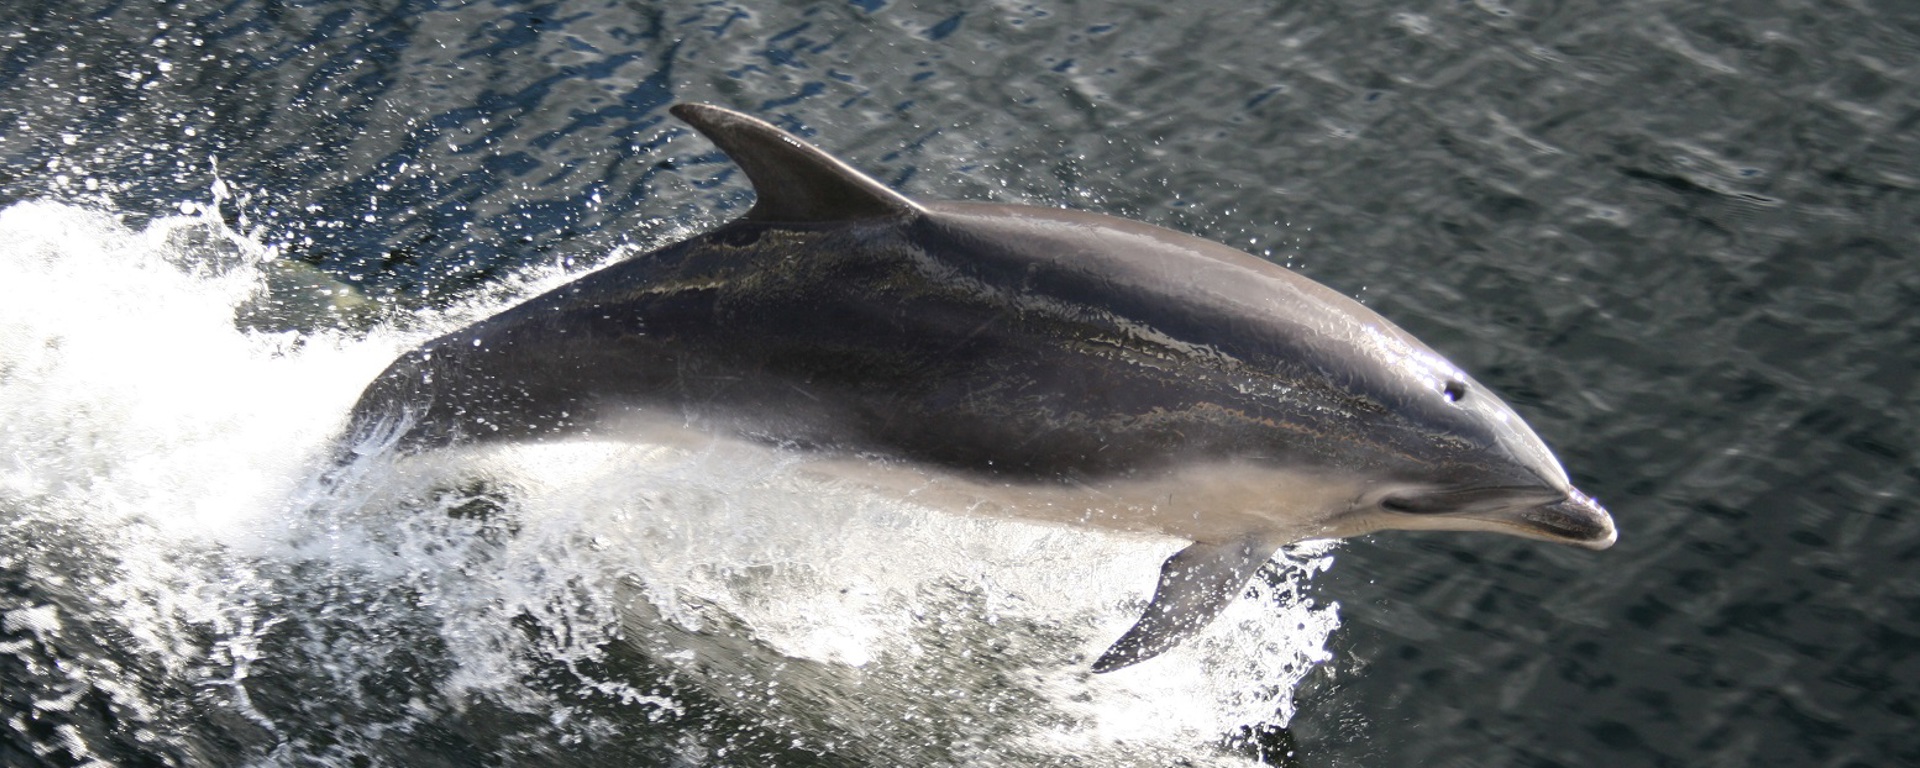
[1508,489,1617,550]
[1362,486,1618,549]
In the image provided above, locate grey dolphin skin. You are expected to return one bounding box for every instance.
[340,103,1617,672]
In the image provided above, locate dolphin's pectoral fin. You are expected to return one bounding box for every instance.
[669,103,924,224]
[1091,534,1282,673]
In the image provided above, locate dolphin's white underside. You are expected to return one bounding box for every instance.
[593,409,1378,547]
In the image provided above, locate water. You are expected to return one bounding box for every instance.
[2,0,1916,766]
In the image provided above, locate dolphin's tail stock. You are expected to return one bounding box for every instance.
[317,352,435,493]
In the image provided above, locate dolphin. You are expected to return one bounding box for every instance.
[339,102,1616,672]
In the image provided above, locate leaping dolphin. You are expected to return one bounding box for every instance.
[339,103,1616,672]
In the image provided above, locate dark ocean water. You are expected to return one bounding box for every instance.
[2,1,1916,766]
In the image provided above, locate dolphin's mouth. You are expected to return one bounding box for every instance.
[1369,485,1617,549]
[1508,489,1617,550]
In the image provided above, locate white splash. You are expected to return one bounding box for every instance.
[0,199,1340,767]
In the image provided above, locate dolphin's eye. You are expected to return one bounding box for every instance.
[1443,380,1467,402]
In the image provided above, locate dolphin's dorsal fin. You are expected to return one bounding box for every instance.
[670,103,923,223]
[1092,533,1283,672]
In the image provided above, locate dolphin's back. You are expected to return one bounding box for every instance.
[345,202,1464,485]
[342,102,1480,483]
